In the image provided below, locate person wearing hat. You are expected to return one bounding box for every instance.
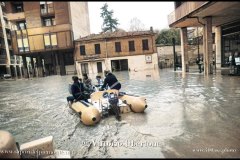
[100,70,121,91]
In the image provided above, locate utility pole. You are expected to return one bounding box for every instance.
[172,38,176,71]
[0,2,11,75]
[197,27,200,60]
[105,36,109,71]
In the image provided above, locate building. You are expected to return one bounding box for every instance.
[74,30,158,76]
[156,44,181,69]
[4,2,90,77]
[168,2,240,75]
[0,2,22,78]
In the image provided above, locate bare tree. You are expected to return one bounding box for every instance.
[128,17,146,31]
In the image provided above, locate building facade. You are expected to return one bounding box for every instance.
[74,30,158,77]
[4,1,90,77]
[168,2,240,75]
[0,3,22,78]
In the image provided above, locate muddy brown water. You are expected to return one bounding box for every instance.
[0,69,240,158]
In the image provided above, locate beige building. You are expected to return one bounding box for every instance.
[74,30,158,76]
[168,2,240,75]
[4,2,90,77]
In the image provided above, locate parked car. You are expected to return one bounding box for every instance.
[0,74,12,79]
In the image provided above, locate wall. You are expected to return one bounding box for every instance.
[54,2,71,25]
[75,60,106,78]
[65,65,75,74]
[69,2,90,40]
[157,45,204,68]
[75,53,158,76]
[107,53,158,71]
[24,2,42,28]
[75,34,156,61]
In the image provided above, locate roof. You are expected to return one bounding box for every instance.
[75,30,155,42]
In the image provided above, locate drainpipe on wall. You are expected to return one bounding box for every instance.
[105,36,109,70]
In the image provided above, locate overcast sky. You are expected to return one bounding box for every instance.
[88,2,174,34]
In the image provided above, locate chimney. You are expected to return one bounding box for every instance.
[150,26,153,32]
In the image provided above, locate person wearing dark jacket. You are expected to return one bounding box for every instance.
[100,70,121,91]
[67,76,86,104]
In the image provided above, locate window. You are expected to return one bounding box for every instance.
[51,34,57,48]
[115,42,121,52]
[16,5,23,12]
[23,38,29,52]
[44,34,51,49]
[42,17,55,26]
[95,44,101,54]
[40,1,54,14]
[16,21,26,30]
[16,29,29,53]
[44,33,57,49]
[142,39,149,50]
[80,45,86,55]
[17,37,29,53]
[97,62,102,73]
[13,3,24,13]
[17,38,23,53]
[128,41,135,52]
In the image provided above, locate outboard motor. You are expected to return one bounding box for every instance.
[108,92,121,121]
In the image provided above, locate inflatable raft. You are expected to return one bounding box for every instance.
[68,89,148,126]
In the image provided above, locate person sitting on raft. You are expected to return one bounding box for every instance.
[67,76,87,104]
[96,75,104,87]
[82,73,95,93]
[100,70,121,91]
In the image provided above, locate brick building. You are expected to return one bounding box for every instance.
[74,30,158,76]
[4,2,90,77]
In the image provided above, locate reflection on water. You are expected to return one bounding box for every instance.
[0,69,240,158]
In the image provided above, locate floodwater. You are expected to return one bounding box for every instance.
[0,68,240,158]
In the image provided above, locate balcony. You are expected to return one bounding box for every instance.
[168,2,208,27]
[6,12,25,21]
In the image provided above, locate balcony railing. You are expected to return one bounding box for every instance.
[168,1,208,26]
[6,12,25,21]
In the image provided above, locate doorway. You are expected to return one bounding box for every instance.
[81,63,89,74]
[111,59,128,71]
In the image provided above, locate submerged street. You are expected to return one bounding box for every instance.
[0,68,240,158]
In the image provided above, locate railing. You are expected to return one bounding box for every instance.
[6,12,25,21]
[168,1,208,26]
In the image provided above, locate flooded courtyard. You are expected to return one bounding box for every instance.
[0,68,240,158]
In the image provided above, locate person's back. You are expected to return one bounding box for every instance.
[71,81,84,99]
[67,76,86,104]
[101,71,121,90]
